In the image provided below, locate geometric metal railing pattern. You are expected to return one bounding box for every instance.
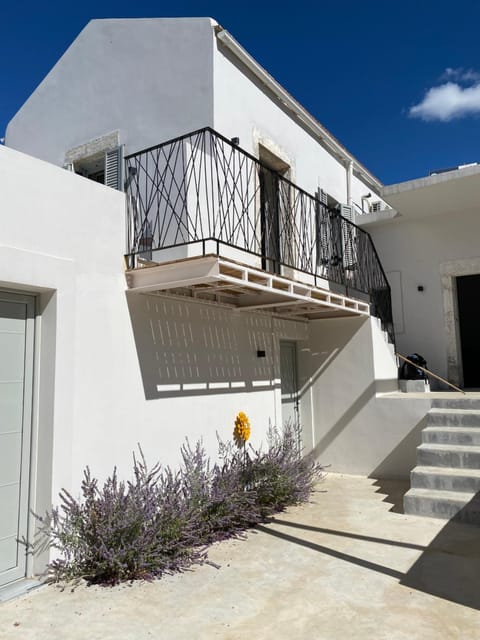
[125,127,394,344]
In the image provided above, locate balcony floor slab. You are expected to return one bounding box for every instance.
[125,255,370,320]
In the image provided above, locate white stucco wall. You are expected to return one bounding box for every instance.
[6,18,215,164]
[298,316,430,478]
[0,146,312,574]
[367,207,480,385]
[212,39,386,209]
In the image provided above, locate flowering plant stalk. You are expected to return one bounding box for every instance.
[233,411,251,447]
[233,411,252,487]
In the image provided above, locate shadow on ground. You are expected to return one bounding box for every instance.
[401,496,480,610]
[256,523,404,580]
[371,478,410,513]
[261,505,480,610]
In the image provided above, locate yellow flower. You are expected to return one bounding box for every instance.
[233,411,251,446]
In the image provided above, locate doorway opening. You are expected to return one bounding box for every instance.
[456,274,480,388]
[258,146,290,274]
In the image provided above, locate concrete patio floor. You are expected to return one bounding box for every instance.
[1,473,479,639]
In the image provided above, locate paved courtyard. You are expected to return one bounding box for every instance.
[1,473,479,639]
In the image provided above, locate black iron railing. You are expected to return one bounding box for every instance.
[124,127,394,344]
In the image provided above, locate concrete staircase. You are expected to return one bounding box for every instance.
[404,398,480,524]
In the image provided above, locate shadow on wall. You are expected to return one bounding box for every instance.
[297,316,408,474]
[126,293,280,400]
[298,317,379,458]
[309,380,377,459]
[369,414,427,481]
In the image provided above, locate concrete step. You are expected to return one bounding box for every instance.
[404,487,480,524]
[411,466,480,493]
[431,398,480,411]
[417,443,480,469]
[422,426,480,445]
[427,408,480,427]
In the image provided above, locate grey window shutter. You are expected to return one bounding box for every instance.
[105,145,124,190]
[339,203,354,222]
[316,188,329,269]
[339,204,356,268]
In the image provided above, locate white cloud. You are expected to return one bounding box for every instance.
[440,67,480,83]
[409,74,480,122]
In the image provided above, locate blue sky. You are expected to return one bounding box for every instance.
[1,0,479,184]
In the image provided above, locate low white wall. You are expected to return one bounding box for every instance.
[298,316,431,478]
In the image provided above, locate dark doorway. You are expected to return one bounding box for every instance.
[259,167,281,273]
[258,146,290,274]
[456,274,480,387]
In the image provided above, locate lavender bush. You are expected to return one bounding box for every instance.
[245,424,322,517]
[34,423,324,585]
[35,451,205,585]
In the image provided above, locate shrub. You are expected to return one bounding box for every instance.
[197,438,259,541]
[33,423,324,586]
[245,422,323,516]
[35,451,205,585]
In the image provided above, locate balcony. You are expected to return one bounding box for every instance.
[124,127,394,343]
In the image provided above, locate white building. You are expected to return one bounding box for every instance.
[1,18,434,593]
[359,164,480,390]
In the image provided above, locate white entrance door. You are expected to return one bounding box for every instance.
[0,292,34,587]
[280,341,299,428]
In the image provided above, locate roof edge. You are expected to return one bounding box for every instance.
[215,26,384,191]
[382,163,480,197]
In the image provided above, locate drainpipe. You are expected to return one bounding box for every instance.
[346,160,353,206]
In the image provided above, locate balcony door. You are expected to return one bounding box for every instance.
[259,146,290,274]
[260,168,281,273]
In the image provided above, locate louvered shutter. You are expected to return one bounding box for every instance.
[105,146,124,190]
[316,188,329,270]
[339,204,356,269]
[318,189,328,206]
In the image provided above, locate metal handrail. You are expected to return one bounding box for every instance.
[397,353,465,394]
[124,127,394,344]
